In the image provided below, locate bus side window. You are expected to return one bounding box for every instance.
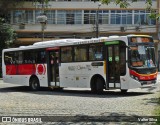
[74,46,87,62]
[4,52,13,65]
[5,51,23,65]
[36,51,46,64]
[61,47,72,62]
[23,51,36,64]
[89,44,103,61]
[17,51,23,64]
[4,52,18,65]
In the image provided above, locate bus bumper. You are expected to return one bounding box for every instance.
[140,79,157,88]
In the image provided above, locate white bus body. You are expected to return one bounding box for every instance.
[2,35,157,92]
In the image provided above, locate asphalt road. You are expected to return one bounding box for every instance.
[0,76,159,125]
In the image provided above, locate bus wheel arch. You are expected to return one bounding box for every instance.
[29,75,40,91]
[90,74,105,93]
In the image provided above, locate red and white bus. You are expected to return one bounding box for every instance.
[2,35,158,93]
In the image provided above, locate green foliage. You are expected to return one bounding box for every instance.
[0,17,16,78]
[100,0,158,20]
[0,18,16,49]
[100,0,152,8]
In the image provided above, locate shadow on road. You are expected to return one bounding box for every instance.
[0,85,153,98]
[40,113,141,122]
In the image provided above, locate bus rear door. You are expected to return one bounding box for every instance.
[46,47,60,87]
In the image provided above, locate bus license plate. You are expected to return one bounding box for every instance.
[147,81,152,84]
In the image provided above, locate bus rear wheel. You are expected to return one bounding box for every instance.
[29,77,40,91]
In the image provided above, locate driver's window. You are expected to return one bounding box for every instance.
[130,47,143,67]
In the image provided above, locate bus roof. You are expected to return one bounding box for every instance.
[3,35,152,52]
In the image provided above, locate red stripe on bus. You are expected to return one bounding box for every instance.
[129,69,157,81]
[6,64,36,75]
[6,65,17,75]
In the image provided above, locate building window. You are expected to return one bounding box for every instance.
[84,10,96,24]
[121,10,132,24]
[84,10,109,24]
[46,10,55,24]
[110,10,118,24]
[134,10,156,25]
[12,10,34,24]
[13,10,25,23]
[11,9,156,26]
[57,10,82,24]
[25,10,34,23]
[101,10,109,24]
[110,10,132,24]
[66,11,75,24]
[75,10,82,24]
[57,10,66,24]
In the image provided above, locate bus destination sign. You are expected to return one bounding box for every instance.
[130,37,153,43]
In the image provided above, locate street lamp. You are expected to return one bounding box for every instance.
[36,15,47,41]
[96,2,101,38]
[34,2,51,41]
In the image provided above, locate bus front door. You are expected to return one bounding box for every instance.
[48,50,60,87]
[106,44,121,89]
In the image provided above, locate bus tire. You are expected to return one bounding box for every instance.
[91,83,97,93]
[121,89,128,93]
[29,77,40,91]
[96,78,104,94]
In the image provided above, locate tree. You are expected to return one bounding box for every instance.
[0,0,49,51]
[0,18,16,77]
[100,0,152,9]
[0,18,16,47]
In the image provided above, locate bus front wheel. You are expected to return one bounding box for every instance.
[91,77,104,94]
[96,78,104,94]
[91,83,97,93]
[29,77,40,91]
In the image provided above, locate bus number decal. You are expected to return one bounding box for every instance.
[68,65,92,71]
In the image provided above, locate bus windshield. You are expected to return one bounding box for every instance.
[129,46,156,68]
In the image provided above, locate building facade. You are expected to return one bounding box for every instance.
[9,0,158,45]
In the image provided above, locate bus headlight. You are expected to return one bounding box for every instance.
[135,77,139,81]
[130,75,139,81]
